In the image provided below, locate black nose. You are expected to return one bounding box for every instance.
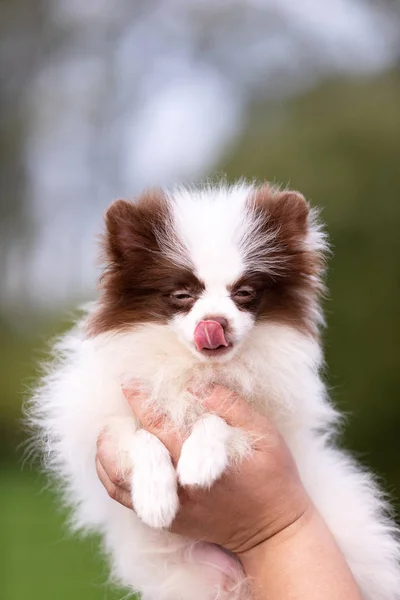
[204,316,228,331]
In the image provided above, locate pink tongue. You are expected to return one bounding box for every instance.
[194,320,228,351]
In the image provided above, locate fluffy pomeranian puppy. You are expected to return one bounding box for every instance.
[29,182,400,600]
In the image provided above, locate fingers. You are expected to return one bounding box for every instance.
[122,387,183,464]
[124,384,265,433]
[122,387,165,431]
[202,385,269,434]
[96,431,132,509]
[95,456,133,509]
[123,384,272,457]
[122,382,274,470]
[97,384,275,520]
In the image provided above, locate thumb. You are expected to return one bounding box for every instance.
[202,386,268,433]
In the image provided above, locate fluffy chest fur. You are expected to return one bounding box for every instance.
[83,319,331,436]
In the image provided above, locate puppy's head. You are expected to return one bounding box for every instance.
[89,183,326,362]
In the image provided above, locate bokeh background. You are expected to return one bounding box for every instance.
[1,1,400,599]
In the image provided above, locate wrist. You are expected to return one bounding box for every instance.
[237,504,363,600]
[238,499,315,574]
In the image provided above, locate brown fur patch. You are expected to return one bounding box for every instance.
[233,185,326,335]
[88,184,325,338]
[87,190,205,336]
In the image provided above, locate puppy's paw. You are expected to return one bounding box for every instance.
[177,415,231,488]
[177,437,228,488]
[131,470,179,529]
[130,430,179,529]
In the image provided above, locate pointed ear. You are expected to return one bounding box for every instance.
[254,185,310,240]
[104,199,140,264]
[103,190,166,264]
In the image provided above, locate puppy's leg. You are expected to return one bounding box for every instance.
[130,429,179,529]
[177,414,249,488]
[104,418,179,529]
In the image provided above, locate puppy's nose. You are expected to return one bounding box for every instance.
[204,316,228,331]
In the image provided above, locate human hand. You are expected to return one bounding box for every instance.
[96,386,311,558]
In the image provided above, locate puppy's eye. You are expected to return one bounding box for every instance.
[170,291,194,302]
[233,287,255,300]
[231,285,257,306]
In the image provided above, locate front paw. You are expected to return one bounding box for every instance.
[132,471,179,529]
[130,430,179,529]
[177,415,231,488]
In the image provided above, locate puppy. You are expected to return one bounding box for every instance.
[29,182,400,599]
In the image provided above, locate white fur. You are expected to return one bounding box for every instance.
[177,414,240,488]
[29,183,400,600]
[130,429,179,529]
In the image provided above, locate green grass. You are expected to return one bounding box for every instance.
[0,465,125,600]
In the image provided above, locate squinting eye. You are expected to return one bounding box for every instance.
[232,287,256,303]
[170,291,194,302]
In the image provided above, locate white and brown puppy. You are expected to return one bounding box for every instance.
[29,183,400,600]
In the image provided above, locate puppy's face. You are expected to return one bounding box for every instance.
[89,184,325,362]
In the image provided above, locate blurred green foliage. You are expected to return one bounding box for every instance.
[222,69,400,494]
[0,468,122,600]
[1,70,400,599]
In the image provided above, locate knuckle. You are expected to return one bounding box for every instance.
[184,486,203,504]
[107,482,120,502]
[109,470,123,488]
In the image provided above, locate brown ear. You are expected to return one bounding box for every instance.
[104,190,166,264]
[254,185,310,242]
[104,199,138,263]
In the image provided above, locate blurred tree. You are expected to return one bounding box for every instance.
[0,0,52,298]
[1,0,397,312]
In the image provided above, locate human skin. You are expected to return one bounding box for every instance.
[96,386,362,600]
